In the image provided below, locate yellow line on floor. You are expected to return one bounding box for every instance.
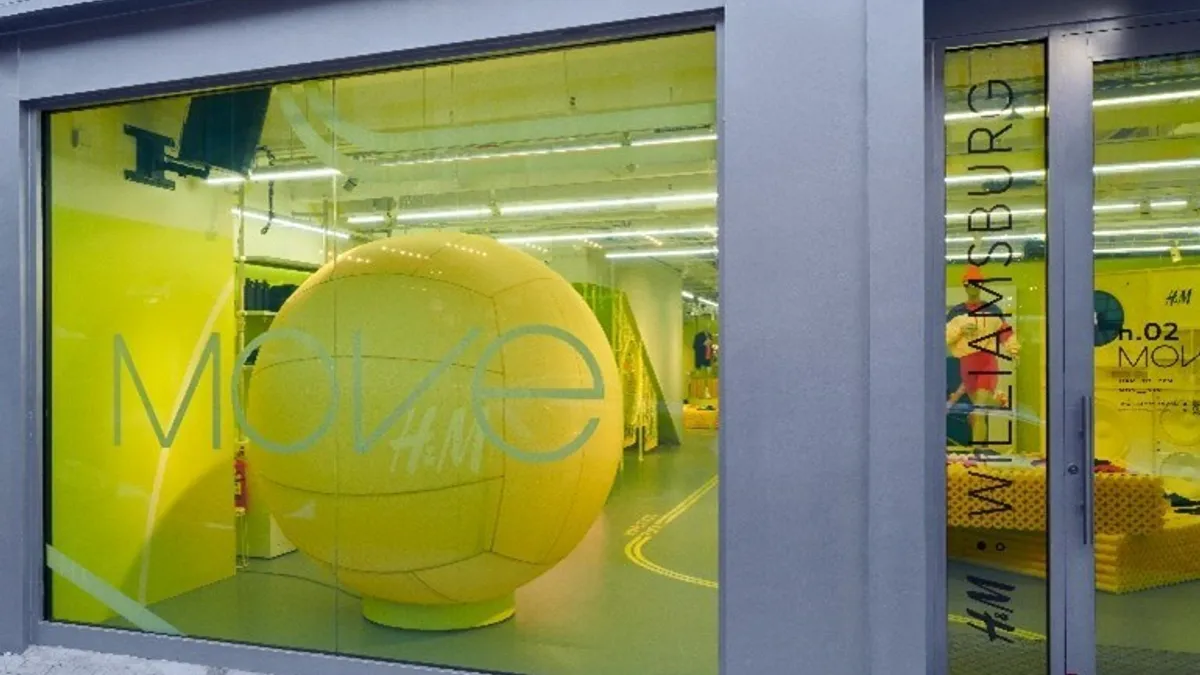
[624,475,719,589]
[947,613,1045,641]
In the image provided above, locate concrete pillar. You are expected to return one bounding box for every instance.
[615,261,684,440]
[722,0,930,674]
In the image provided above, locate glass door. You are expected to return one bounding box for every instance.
[1089,45,1200,675]
[942,41,1052,675]
[939,24,1200,675]
[1036,20,1200,675]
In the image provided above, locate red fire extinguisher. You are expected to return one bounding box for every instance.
[234,447,248,512]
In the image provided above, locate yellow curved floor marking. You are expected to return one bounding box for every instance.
[947,613,1045,641]
[625,475,719,589]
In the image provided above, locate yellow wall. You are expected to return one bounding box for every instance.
[947,255,1187,458]
[49,105,237,623]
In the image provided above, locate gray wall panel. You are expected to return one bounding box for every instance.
[867,0,935,671]
[926,0,1197,40]
[0,0,132,17]
[0,0,193,33]
[0,44,29,655]
[723,0,926,672]
[15,0,721,103]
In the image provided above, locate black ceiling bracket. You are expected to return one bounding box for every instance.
[123,124,210,190]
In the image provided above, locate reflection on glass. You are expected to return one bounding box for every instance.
[1093,53,1200,674]
[944,42,1049,673]
[47,32,718,675]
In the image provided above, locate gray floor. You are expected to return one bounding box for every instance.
[949,560,1200,674]
[100,433,720,675]
[0,646,263,675]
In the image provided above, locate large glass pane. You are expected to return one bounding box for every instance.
[1093,52,1200,674]
[46,89,343,651]
[46,31,718,675]
[943,42,1049,673]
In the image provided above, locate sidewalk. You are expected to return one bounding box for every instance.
[0,647,265,675]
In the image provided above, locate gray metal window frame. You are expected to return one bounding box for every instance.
[930,7,1200,675]
[0,1,931,674]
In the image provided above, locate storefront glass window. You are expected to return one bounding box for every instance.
[46,31,719,675]
[943,42,1049,672]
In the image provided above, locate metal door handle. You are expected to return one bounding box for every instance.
[1082,394,1095,546]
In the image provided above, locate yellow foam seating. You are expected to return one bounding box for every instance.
[683,403,719,430]
[950,515,1200,594]
[946,464,1194,593]
[946,464,1166,535]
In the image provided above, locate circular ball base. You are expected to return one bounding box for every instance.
[362,594,516,631]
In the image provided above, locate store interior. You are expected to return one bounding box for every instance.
[945,43,1200,674]
[46,32,719,675]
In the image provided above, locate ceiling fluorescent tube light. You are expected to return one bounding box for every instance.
[384,142,623,166]
[944,105,1046,122]
[393,207,493,222]
[503,192,718,216]
[606,247,717,260]
[1152,199,1190,210]
[948,158,1200,183]
[1093,89,1200,108]
[383,134,716,166]
[945,88,1200,121]
[631,133,718,147]
[207,175,248,186]
[1094,159,1200,175]
[1093,202,1139,213]
[697,296,719,308]
[1097,245,1176,255]
[1094,225,1200,237]
[945,233,1045,244]
[232,208,350,240]
[947,251,1026,262]
[347,214,388,225]
[945,207,1046,220]
[945,170,1045,185]
[251,167,341,182]
[209,167,341,185]
[945,202,1191,220]
[682,291,696,299]
[498,225,717,245]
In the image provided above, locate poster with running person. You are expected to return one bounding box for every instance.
[946,266,1021,453]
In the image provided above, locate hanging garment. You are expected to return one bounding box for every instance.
[693,331,712,368]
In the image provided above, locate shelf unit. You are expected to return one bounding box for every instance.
[232,231,330,566]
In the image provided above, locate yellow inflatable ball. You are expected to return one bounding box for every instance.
[242,232,622,630]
